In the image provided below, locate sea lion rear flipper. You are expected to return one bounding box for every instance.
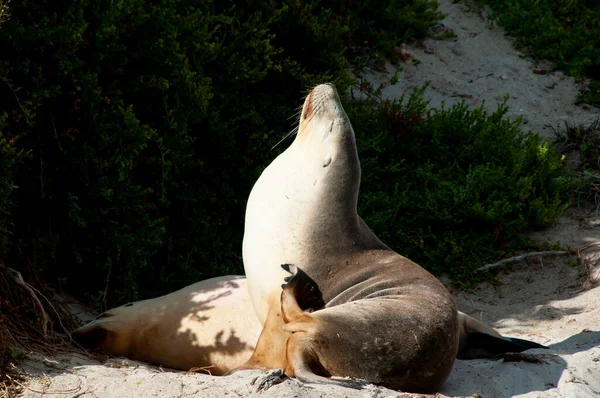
[457,311,548,359]
[457,331,548,359]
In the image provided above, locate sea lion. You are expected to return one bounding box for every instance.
[72,275,262,375]
[236,83,458,392]
[235,83,546,392]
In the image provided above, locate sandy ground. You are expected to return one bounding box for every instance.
[361,0,599,140]
[14,1,600,397]
[16,252,600,398]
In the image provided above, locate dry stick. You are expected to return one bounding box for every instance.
[27,282,74,340]
[474,242,600,273]
[0,263,50,336]
[474,250,574,273]
[187,365,215,376]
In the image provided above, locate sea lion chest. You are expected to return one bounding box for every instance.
[242,146,360,322]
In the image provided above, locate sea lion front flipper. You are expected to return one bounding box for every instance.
[226,266,318,375]
[284,331,369,390]
[280,264,370,390]
[457,311,548,359]
[280,264,324,323]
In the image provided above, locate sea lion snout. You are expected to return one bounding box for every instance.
[302,84,344,119]
[299,83,348,142]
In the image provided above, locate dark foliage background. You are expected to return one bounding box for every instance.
[0,0,575,310]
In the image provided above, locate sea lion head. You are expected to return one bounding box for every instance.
[72,305,135,357]
[293,83,360,206]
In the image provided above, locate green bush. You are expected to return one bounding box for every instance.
[483,0,600,105]
[309,0,444,64]
[0,0,443,309]
[553,119,600,212]
[349,87,575,281]
[0,0,577,309]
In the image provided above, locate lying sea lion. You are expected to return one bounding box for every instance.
[72,275,261,375]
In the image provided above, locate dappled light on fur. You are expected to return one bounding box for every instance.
[72,276,260,376]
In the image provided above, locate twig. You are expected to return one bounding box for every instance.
[0,263,50,335]
[395,393,483,398]
[0,76,32,126]
[187,365,214,376]
[50,113,64,152]
[101,260,112,311]
[28,283,73,341]
[474,250,574,273]
[474,242,600,273]
[579,256,599,291]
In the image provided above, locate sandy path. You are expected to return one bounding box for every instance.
[16,1,600,397]
[363,0,599,140]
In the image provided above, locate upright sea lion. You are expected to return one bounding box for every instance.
[73,275,262,375]
[236,83,546,392]
[237,83,458,392]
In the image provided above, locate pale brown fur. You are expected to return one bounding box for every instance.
[73,276,262,374]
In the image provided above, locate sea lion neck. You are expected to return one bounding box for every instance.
[242,83,373,321]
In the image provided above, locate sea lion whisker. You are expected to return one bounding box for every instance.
[286,107,303,121]
[270,125,299,151]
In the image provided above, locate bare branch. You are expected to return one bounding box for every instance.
[475,242,600,273]
[0,263,50,336]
